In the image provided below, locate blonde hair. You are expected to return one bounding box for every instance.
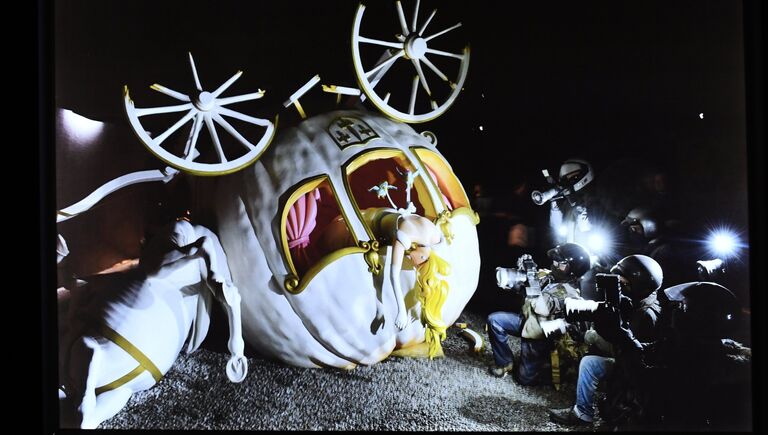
[415,252,451,359]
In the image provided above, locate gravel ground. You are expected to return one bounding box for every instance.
[82,311,604,431]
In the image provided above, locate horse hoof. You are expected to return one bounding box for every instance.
[226,355,248,383]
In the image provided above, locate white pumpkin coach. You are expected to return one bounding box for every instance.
[212,109,480,368]
[59,1,480,370]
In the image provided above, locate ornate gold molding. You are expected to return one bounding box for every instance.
[359,239,382,275]
[434,210,455,244]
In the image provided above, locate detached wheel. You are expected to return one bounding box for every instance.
[124,53,277,176]
[352,1,470,123]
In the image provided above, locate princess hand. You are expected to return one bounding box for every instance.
[395,309,408,330]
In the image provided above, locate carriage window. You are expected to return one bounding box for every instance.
[281,176,355,278]
[411,147,470,210]
[343,149,439,234]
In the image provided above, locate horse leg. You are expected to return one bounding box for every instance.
[58,336,86,429]
[78,336,107,429]
[58,336,81,428]
[192,230,247,382]
[60,336,99,428]
[220,284,248,382]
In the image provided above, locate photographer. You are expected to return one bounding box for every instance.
[487,243,590,385]
[531,159,595,245]
[621,206,695,287]
[604,282,751,430]
[548,254,663,426]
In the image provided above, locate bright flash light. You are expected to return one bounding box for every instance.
[586,230,611,255]
[708,229,739,258]
[61,109,104,143]
[589,254,599,266]
[557,225,568,237]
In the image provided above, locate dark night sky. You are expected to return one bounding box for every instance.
[55,0,748,210]
[54,0,751,296]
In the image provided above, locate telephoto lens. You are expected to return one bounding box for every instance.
[496,267,526,289]
[531,188,559,205]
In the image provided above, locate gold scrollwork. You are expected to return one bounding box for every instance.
[284,275,300,293]
[359,239,382,275]
[434,210,455,244]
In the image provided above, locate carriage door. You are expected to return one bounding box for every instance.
[279,175,361,293]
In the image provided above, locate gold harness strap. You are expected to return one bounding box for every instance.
[550,350,561,391]
[94,324,163,395]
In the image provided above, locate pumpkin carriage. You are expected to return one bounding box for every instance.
[58,0,480,427]
[209,109,480,367]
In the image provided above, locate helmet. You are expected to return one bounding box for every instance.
[663,282,739,339]
[547,242,591,277]
[610,254,663,300]
[621,207,659,239]
[559,159,594,193]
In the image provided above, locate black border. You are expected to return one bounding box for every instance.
[744,0,766,432]
[38,0,57,433]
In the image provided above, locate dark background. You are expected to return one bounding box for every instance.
[53,1,750,318]
[55,0,748,201]
[54,0,751,294]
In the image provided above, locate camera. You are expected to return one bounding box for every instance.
[531,187,562,206]
[531,169,568,206]
[496,254,542,297]
[530,168,583,206]
[564,273,622,322]
[697,258,726,281]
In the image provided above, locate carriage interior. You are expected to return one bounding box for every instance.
[282,147,470,283]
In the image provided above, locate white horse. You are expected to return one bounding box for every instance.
[59,220,247,429]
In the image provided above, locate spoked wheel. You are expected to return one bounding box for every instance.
[124,53,277,176]
[352,0,470,123]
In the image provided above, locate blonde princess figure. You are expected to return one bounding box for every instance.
[321,170,451,358]
[367,170,452,358]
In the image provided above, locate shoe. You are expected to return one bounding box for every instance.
[489,363,515,378]
[548,407,592,426]
[508,365,553,386]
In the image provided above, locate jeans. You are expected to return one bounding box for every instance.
[573,355,615,422]
[487,311,552,385]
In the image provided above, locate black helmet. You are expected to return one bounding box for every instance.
[610,255,663,300]
[547,242,591,277]
[621,207,659,239]
[663,282,739,339]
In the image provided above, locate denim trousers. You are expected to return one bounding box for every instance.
[573,355,615,421]
[487,311,552,385]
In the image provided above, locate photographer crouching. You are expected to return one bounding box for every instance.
[547,254,663,426]
[487,243,591,385]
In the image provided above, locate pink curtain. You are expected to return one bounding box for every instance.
[287,188,320,250]
[425,165,453,210]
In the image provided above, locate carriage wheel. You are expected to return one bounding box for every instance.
[124,53,277,176]
[352,1,470,123]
